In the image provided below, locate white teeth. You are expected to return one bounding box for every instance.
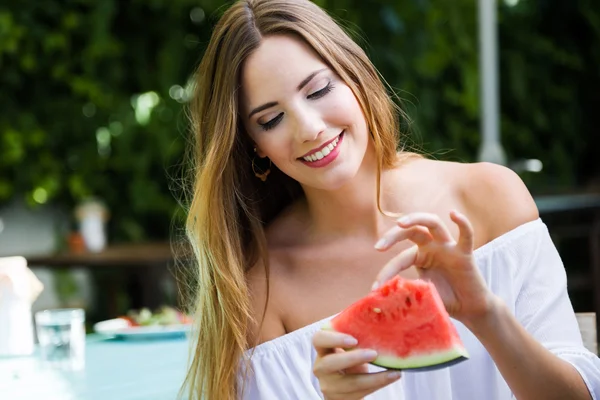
[302,134,342,162]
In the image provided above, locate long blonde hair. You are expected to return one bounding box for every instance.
[181,0,412,398]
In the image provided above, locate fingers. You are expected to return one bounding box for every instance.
[313,348,378,377]
[372,246,418,290]
[312,330,358,357]
[312,331,397,398]
[319,370,402,398]
[374,225,432,251]
[339,370,402,395]
[450,210,474,254]
[397,213,453,243]
[319,369,402,399]
[313,344,403,399]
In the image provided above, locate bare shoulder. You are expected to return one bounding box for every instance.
[395,157,539,244]
[453,161,539,241]
[246,257,287,348]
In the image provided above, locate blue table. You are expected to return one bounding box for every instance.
[0,336,190,400]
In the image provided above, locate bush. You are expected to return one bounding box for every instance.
[1,0,598,241]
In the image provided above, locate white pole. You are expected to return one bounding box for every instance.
[477,0,506,165]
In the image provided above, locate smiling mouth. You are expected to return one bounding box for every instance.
[299,132,343,162]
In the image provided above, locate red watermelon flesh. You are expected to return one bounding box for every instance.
[323,275,469,371]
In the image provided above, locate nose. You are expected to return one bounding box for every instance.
[293,106,326,143]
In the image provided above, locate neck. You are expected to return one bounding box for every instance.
[300,149,398,241]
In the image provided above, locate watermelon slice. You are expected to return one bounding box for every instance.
[323,275,469,371]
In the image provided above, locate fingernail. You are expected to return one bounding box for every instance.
[363,349,378,359]
[387,371,402,380]
[374,238,388,249]
[398,216,410,225]
[343,337,358,346]
[371,281,379,291]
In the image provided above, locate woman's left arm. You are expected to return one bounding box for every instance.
[373,163,599,400]
[465,291,596,400]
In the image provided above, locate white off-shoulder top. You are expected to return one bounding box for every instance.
[238,219,600,399]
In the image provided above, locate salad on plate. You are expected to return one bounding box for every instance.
[120,306,192,327]
[94,306,193,339]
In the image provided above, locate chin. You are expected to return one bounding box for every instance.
[301,166,361,191]
[286,144,370,190]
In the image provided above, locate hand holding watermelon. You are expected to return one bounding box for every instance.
[312,329,402,399]
[373,210,498,326]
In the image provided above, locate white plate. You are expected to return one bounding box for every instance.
[93,318,191,340]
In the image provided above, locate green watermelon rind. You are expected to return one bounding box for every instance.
[321,321,469,371]
[371,346,469,371]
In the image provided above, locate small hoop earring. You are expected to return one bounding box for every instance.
[252,147,271,182]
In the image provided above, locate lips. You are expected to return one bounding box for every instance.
[298,131,344,161]
[298,131,344,168]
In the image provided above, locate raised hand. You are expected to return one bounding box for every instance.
[373,210,497,324]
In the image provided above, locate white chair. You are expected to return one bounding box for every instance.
[575,312,597,355]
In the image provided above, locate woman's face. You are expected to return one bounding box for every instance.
[240,34,371,190]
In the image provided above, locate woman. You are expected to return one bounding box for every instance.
[181,0,600,399]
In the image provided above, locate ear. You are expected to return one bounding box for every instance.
[254,145,267,159]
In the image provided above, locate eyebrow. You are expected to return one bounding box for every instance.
[247,68,328,119]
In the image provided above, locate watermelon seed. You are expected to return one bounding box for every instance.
[373,307,381,313]
[415,290,423,303]
[405,297,412,307]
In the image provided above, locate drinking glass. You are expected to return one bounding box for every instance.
[34,308,85,371]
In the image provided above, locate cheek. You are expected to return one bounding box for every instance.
[327,86,364,124]
[254,134,289,160]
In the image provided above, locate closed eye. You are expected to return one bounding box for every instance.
[307,82,334,100]
[258,82,335,131]
[259,113,283,131]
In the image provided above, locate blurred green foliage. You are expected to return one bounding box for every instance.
[1,0,599,241]
[320,0,600,189]
[0,0,208,241]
